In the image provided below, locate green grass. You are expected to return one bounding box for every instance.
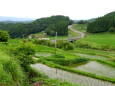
[80,33,115,46]
[68,29,79,38]
[72,24,87,32]
[8,38,21,44]
[0,50,26,86]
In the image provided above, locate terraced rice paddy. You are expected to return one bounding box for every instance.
[69,61,115,78]
[31,63,115,86]
[35,52,51,57]
[75,53,109,60]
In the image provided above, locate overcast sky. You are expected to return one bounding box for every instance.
[0,0,114,20]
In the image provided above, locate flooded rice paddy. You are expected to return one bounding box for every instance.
[68,61,115,78]
[76,53,109,60]
[31,63,115,86]
[35,52,51,57]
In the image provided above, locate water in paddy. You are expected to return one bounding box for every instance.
[70,61,115,79]
[35,52,51,57]
[76,53,109,60]
[67,62,88,68]
[31,63,115,86]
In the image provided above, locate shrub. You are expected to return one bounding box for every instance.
[64,43,74,50]
[32,39,74,50]
[33,39,54,47]
[57,40,74,50]
[9,42,36,71]
[0,30,10,42]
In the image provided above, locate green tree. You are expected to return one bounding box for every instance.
[77,20,87,24]
[0,30,10,42]
[87,11,115,33]
[0,15,71,38]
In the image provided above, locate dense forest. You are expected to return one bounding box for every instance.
[0,15,72,38]
[87,11,115,33]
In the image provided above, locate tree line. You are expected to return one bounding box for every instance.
[87,11,115,33]
[0,15,73,38]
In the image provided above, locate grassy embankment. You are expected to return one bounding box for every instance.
[0,50,26,86]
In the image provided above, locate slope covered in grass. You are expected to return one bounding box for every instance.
[81,33,115,45]
[75,32,115,51]
[0,50,26,86]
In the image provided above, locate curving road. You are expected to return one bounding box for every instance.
[51,25,85,42]
[68,25,85,39]
[63,25,85,42]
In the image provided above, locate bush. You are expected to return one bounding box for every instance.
[33,39,54,47]
[57,40,74,50]
[9,42,36,71]
[32,39,74,50]
[0,30,10,42]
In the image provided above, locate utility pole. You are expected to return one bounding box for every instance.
[55,32,57,54]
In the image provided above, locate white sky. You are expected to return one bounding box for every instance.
[0,0,114,20]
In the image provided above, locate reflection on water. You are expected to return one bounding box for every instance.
[35,52,51,57]
[67,62,88,67]
[69,61,115,78]
[76,53,109,60]
[31,63,115,86]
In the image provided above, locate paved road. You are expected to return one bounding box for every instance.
[68,25,85,38]
[51,25,85,42]
[63,25,85,42]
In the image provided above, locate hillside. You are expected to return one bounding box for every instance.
[87,11,115,33]
[0,15,72,38]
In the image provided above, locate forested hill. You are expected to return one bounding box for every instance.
[0,15,72,38]
[87,11,115,33]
